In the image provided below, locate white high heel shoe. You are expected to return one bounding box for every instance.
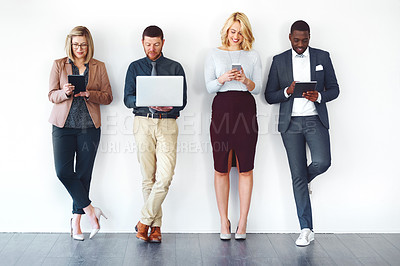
[220,220,231,240]
[235,226,246,240]
[89,207,108,239]
[70,218,84,241]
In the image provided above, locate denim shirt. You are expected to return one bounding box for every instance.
[123,54,187,118]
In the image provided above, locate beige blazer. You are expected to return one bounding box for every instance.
[48,57,113,128]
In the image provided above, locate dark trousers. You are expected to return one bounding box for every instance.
[281,116,331,230]
[52,126,101,214]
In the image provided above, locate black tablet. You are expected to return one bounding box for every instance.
[293,81,317,98]
[68,75,85,95]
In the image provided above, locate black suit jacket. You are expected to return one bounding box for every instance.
[265,47,339,132]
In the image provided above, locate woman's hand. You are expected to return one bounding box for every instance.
[234,68,255,91]
[75,91,90,98]
[63,83,74,96]
[234,68,247,83]
[218,70,237,85]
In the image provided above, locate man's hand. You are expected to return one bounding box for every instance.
[303,91,318,102]
[149,106,173,112]
[287,81,296,95]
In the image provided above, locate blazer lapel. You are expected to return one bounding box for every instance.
[284,50,295,109]
[309,47,317,81]
[285,50,293,84]
[65,58,73,76]
[87,60,97,88]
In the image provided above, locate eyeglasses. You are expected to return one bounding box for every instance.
[72,43,88,49]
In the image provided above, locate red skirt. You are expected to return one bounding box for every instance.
[210,91,258,173]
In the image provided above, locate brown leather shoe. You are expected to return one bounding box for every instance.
[135,221,149,242]
[149,227,162,243]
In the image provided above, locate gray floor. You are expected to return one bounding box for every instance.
[0,233,399,266]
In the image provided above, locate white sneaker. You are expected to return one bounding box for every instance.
[295,228,314,246]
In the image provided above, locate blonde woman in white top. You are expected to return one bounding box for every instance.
[205,12,262,240]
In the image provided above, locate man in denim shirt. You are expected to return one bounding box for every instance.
[124,25,187,243]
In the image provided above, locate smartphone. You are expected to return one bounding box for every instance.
[232,63,242,71]
[68,75,85,95]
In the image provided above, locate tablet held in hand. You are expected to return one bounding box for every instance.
[293,81,317,98]
[68,75,85,95]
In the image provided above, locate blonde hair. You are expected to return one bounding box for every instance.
[65,26,94,64]
[220,12,255,51]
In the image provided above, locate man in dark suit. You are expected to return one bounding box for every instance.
[265,20,339,246]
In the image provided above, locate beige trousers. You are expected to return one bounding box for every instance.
[133,116,178,227]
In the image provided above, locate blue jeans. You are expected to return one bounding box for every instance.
[52,126,100,214]
[281,116,331,230]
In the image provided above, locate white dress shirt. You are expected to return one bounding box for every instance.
[284,48,320,116]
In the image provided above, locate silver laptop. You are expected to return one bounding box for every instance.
[136,76,184,107]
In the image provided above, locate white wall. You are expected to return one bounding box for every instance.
[1,0,399,233]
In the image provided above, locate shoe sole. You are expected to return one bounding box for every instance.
[235,233,246,240]
[136,235,149,242]
[296,237,314,247]
[135,225,149,242]
[220,232,232,240]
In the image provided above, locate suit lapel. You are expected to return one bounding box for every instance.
[285,50,293,84]
[309,47,316,81]
[284,50,295,108]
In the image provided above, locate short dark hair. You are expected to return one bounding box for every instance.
[142,25,164,40]
[290,20,310,34]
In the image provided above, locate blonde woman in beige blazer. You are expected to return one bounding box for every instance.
[48,26,112,241]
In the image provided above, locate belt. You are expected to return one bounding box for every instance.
[135,113,177,119]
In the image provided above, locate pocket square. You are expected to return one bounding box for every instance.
[316,65,323,71]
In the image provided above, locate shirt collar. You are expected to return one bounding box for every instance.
[145,53,165,65]
[68,58,89,66]
[292,47,309,59]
